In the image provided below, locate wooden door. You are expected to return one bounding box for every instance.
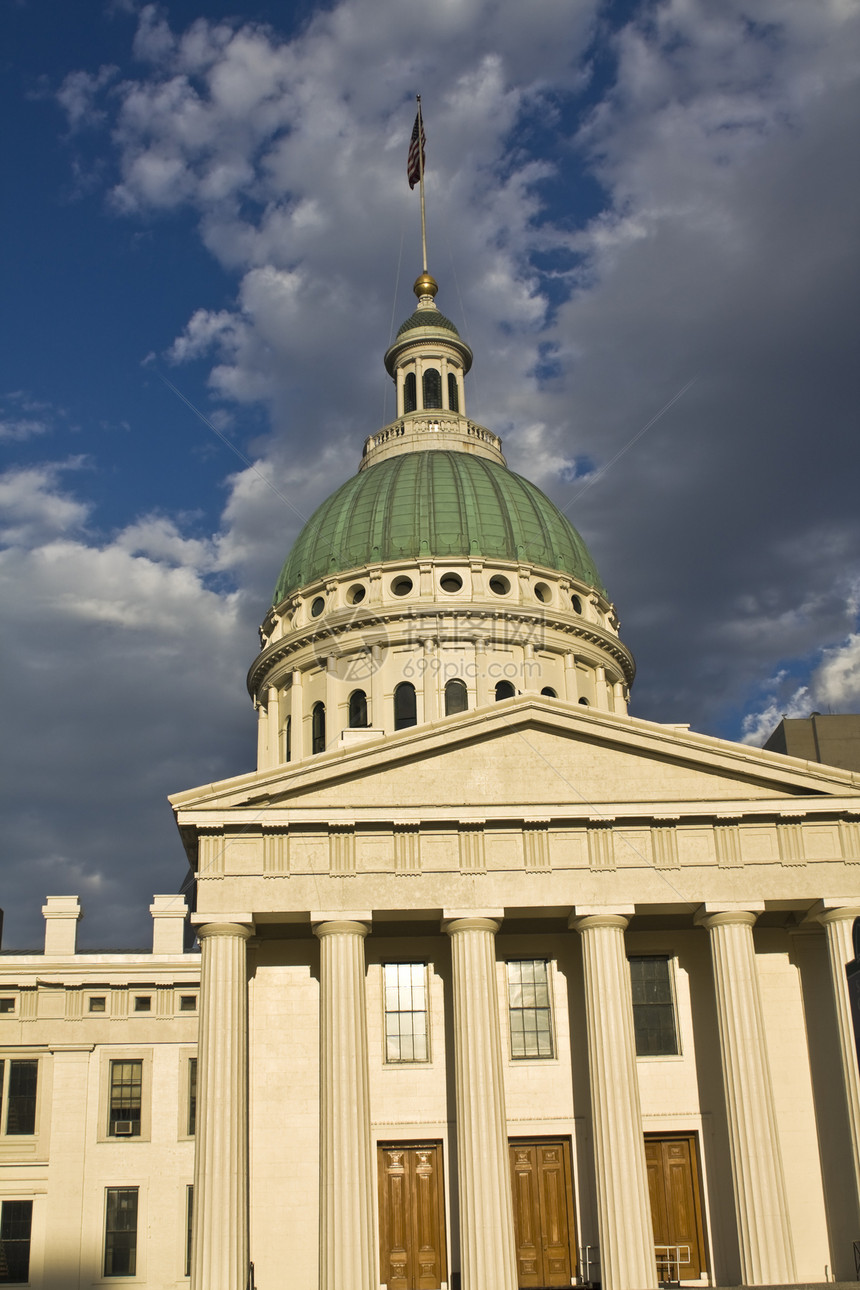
[509,1139,577,1288]
[378,1143,447,1290]
[645,1135,707,1281]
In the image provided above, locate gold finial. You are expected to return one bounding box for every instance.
[413,271,438,300]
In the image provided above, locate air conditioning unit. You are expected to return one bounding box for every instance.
[113,1120,134,1136]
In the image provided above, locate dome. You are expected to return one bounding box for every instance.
[272,450,605,605]
[396,308,460,338]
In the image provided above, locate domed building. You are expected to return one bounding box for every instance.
[2,273,860,1290]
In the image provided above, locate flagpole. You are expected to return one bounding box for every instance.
[417,95,428,272]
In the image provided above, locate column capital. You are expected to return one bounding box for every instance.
[806,899,860,926]
[193,920,253,941]
[314,918,370,939]
[694,903,762,929]
[443,914,502,936]
[569,908,632,932]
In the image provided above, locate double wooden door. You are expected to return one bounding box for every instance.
[378,1143,447,1290]
[645,1135,707,1281]
[509,1139,577,1288]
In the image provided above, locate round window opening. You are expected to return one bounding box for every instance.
[534,582,551,604]
[347,584,366,605]
[571,594,583,614]
[579,697,590,706]
[440,572,463,594]
[489,575,510,596]
[391,576,414,597]
[310,596,325,617]
[541,687,558,698]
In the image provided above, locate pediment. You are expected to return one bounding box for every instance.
[171,699,860,821]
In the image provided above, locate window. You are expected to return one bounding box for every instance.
[393,683,417,730]
[89,996,107,1012]
[0,1200,32,1284]
[285,714,291,763]
[187,1058,197,1137]
[629,957,679,1056]
[0,1061,38,1135]
[348,689,368,728]
[179,995,197,1013]
[109,1060,142,1137]
[312,702,326,754]
[133,996,151,1012]
[422,368,442,409]
[540,687,557,698]
[0,1001,14,1015]
[104,1188,138,1277]
[507,960,553,1059]
[185,1186,194,1278]
[444,679,468,716]
[495,680,516,701]
[383,964,428,1062]
[447,372,459,412]
[403,371,417,413]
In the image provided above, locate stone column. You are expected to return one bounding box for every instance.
[315,919,377,1290]
[267,685,280,767]
[570,912,657,1290]
[445,915,518,1290]
[812,903,860,1210]
[696,908,796,1284]
[256,697,268,769]
[43,1047,90,1290]
[423,637,438,722]
[191,922,252,1290]
[564,652,579,703]
[474,638,489,708]
[290,669,304,763]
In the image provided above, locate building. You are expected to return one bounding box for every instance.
[3,271,860,1290]
[764,714,860,774]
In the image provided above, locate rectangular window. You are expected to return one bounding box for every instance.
[133,996,151,1013]
[629,956,679,1056]
[0,1000,14,1015]
[0,1199,33,1284]
[507,960,553,1059]
[185,1186,193,1278]
[0,1061,38,1136]
[104,1188,138,1277]
[109,1061,142,1137]
[187,1059,197,1137]
[383,963,428,1062]
[89,996,107,1013]
[179,995,197,1012]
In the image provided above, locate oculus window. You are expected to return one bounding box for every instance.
[629,956,679,1056]
[383,963,429,1063]
[507,960,553,1059]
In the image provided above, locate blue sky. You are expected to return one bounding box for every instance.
[2,0,859,947]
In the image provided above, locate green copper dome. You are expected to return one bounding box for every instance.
[396,308,460,337]
[273,451,605,605]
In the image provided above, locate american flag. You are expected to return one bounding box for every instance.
[407,110,425,189]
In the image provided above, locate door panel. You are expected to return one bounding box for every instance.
[509,1139,576,1289]
[645,1135,707,1281]
[378,1143,447,1290]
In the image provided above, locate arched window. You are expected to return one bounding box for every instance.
[285,715,291,763]
[540,687,557,698]
[578,697,590,706]
[447,372,459,412]
[445,679,468,716]
[403,371,417,414]
[495,680,516,701]
[348,689,368,728]
[312,702,326,754]
[394,682,417,730]
[422,368,442,409]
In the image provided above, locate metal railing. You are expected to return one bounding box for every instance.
[655,1243,690,1285]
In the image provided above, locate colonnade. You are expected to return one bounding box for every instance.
[189,903,860,1290]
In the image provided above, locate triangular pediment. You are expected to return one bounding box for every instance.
[171,698,860,821]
